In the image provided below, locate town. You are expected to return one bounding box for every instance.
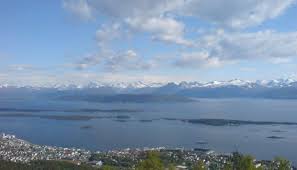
[0,133,91,164]
[0,133,295,170]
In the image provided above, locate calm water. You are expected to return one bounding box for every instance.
[0,98,297,164]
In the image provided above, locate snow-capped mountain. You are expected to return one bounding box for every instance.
[179,79,253,88]
[1,78,296,90]
[0,84,9,88]
[256,78,296,88]
[176,78,297,89]
[103,81,164,89]
[1,78,297,100]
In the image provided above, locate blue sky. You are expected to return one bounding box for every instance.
[1,0,297,86]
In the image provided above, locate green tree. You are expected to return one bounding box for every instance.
[168,163,176,170]
[274,157,291,170]
[223,161,233,170]
[209,162,219,170]
[101,165,117,170]
[136,151,164,170]
[232,152,242,169]
[232,152,264,170]
[193,160,206,170]
[239,155,255,170]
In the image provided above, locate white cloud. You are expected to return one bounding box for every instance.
[125,17,192,46]
[197,30,297,61]
[75,50,153,71]
[88,0,183,18]
[76,29,297,71]
[60,0,297,83]
[175,51,223,68]
[65,0,296,29]
[63,0,93,20]
[181,0,296,28]
[269,57,292,64]
[174,30,297,68]
[62,0,191,45]
[62,0,296,47]
[96,23,122,48]
[76,23,149,71]
[104,50,153,71]
[75,54,100,70]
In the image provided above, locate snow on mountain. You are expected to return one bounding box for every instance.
[226,79,251,86]
[178,78,297,89]
[256,78,296,88]
[201,81,223,87]
[179,81,203,88]
[1,78,296,90]
[97,81,165,89]
[178,79,253,88]
[47,81,165,90]
[0,84,9,88]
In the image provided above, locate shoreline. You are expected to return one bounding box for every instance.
[1,132,295,169]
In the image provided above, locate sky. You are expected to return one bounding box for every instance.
[1,0,297,86]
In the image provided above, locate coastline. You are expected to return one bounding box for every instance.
[1,132,295,169]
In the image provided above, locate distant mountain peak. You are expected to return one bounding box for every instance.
[1,78,296,90]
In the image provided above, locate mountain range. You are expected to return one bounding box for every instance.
[1,78,297,101]
[2,78,297,89]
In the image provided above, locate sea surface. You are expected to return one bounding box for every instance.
[1,98,297,164]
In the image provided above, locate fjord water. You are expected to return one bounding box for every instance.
[1,98,297,164]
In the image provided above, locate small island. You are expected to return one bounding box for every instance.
[80,125,93,129]
[267,136,285,139]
